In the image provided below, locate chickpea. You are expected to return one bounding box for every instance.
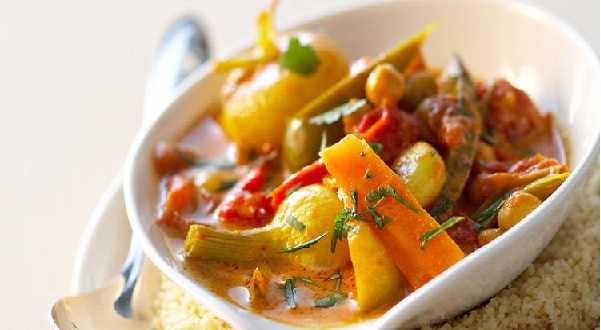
[366,63,405,106]
[478,228,503,246]
[498,191,541,231]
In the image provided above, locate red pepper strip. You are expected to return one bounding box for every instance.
[240,160,269,192]
[269,161,328,210]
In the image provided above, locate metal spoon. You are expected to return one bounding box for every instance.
[51,16,210,329]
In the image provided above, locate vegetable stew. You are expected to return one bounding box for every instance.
[152,2,568,327]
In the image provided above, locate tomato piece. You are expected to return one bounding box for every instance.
[269,161,328,209]
[157,175,198,237]
[446,216,478,253]
[357,106,419,164]
[215,158,276,228]
[217,192,274,228]
[486,79,548,143]
[154,142,194,175]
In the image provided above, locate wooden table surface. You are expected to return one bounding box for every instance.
[0,0,596,329]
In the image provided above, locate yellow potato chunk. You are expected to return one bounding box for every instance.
[272,184,350,269]
[348,222,403,311]
[220,33,348,158]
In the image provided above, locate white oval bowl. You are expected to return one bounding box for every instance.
[124,0,600,329]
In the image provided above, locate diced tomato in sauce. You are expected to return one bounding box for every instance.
[157,175,198,237]
[216,158,275,228]
[446,216,479,253]
[356,106,419,164]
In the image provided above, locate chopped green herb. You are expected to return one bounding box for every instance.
[314,291,348,308]
[366,207,391,229]
[366,186,388,205]
[329,272,342,290]
[364,169,374,179]
[283,278,296,309]
[473,193,509,230]
[330,209,351,253]
[369,143,384,154]
[281,232,327,253]
[216,179,238,192]
[285,215,306,232]
[366,185,420,213]
[330,189,371,253]
[294,276,323,289]
[285,183,302,197]
[279,37,319,75]
[419,216,465,249]
[334,291,348,299]
[309,99,368,125]
[314,295,337,308]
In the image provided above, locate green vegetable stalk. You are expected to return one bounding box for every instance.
[184,224,282,262]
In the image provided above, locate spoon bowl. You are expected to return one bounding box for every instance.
[124,0,600,328]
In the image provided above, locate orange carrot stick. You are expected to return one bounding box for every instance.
[321,134,464,289]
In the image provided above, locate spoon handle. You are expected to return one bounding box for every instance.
[113,237,144,318]
[143,16,212,123]
[114,16,211,319]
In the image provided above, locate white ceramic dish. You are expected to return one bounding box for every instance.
[124,0,600,329]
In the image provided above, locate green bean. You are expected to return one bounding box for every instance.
[429,56,483,221]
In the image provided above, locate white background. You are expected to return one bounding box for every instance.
[0,0,597,329]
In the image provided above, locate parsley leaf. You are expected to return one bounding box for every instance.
[294,276,323,289]
[419,216,465,249]
[281,232,327,253]
[283,278,296,309]
[365,207,392,229]
[314,295,337,308]
[279,37,320,75]
[330,209,351,253]
[309,99,368,125]
[366,184,420,213]
[314,291,348,308]
[473,193,509,230]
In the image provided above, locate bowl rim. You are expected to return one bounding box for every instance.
[124,0,600,328]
